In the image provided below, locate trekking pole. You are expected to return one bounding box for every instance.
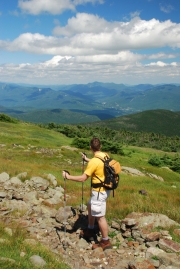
[81,153,87,212]
[62,170,70,250]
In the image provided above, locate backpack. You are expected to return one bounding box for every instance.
[91,154,121,198]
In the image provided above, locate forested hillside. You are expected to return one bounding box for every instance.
[83,110,180,137]
[1,113,180,155]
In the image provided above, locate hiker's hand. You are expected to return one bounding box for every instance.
[82,153,87,162]
[62,170,70,179]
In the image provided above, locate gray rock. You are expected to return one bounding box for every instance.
[125,212,179,229]
[9,177,22,186]
[111,220,121,230]
[0,191,6,198]
[46,173,57,187]
[158,252,180,267]
[55,206,73,223]
[0,172,9,183]
[147,173,164,181]
[122,166,145,176]
[158,238,180,253]
[29,176,49,191]
[1,199,29,211]
[1,169,180,269]
[29,255,46,267]
[17,172,27,180]
[77,238,89,249]
[23,191,39,205]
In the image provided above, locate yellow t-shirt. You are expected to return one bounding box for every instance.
[84,152,109,192]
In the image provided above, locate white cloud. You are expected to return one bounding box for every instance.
[1,10,180,85]
[147,53,178,60]
[171,62,177,66]
[18,0,103,15]
[44,55,73,66]
[146,61,178,67]
[1,15,180,56]
[74,51,142,63]
[1,54,179,85]
[130,11,141,19]
[160,4,174,13]
[147,61,167,67]
[53,13,107,36]
[18,0,75,15]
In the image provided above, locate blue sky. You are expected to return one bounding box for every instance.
[0,0,180,85]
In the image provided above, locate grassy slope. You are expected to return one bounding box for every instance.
[0,121,72,268]
[0,121,73,178]
[10,109,100,124]
[84,109,180,136]
[0,120,180,224]
[5,109,180,137]
[0,223,70,269]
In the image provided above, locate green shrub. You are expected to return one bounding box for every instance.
[71,137,90,149]
[171,154,180,172]
[0,114,18,123]
[148,155,162,167]
[71,137,125,155]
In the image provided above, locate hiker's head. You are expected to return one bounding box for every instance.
[90,137,101,152]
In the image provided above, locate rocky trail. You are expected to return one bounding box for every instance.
[0,171,180,269]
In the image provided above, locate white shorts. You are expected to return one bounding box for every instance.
[88,190,110,217]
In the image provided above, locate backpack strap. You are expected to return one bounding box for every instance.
[94,154,109,162]
[91,154,107,200]
[92,155,106,187]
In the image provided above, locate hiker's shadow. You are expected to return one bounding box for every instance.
[55,208,100,243]
[73,211,100,242]
[73,211,89,231]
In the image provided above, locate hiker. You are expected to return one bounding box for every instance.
[62,137,112,250]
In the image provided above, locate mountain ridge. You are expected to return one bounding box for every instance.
[0,82,180,131]
[1,82,180,113]
[84,109,180,137]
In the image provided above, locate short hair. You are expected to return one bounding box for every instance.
[90,137,101,151]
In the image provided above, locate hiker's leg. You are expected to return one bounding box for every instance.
[92,215,112,250]
[96,216,108,238]
[88,190,110,229]
[88,202,95,227]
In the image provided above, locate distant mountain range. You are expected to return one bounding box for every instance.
[0,82,180,124]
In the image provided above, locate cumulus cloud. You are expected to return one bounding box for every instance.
[44,55,73,66]
[18,0,75,15]
[18,0,103,15]
[147,53,178,60]
[74,51,142,63]
[1,9,180,85]
[147,61,168,67]
[1,56,179,85]
[1,15,180,56]
[53,13,108,36]
[146,61,177,67]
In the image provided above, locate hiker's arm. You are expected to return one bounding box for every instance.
[82,153,90,162]
[62,171,88,182]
